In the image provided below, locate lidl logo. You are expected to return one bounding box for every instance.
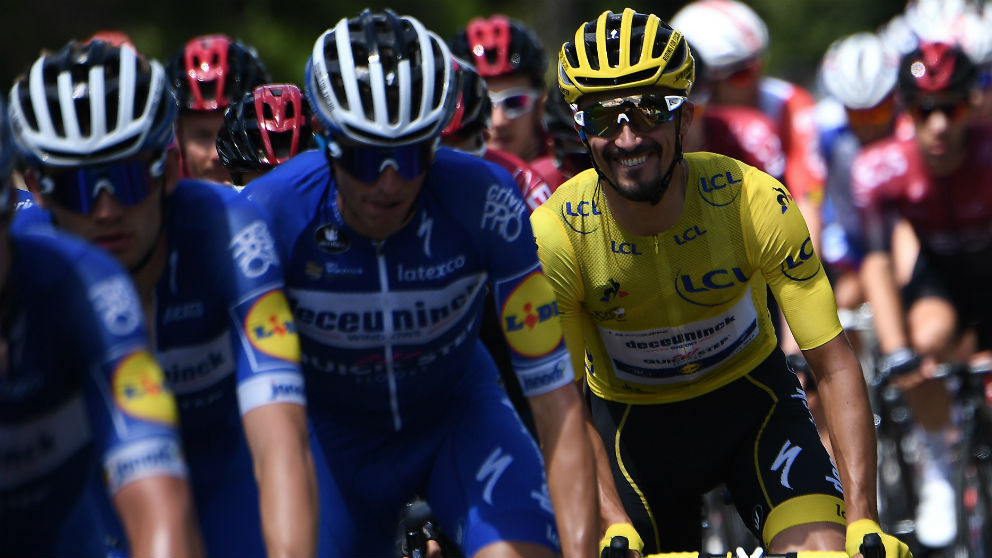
[502,272,563,357]
[245,291,301,362]
[113,351,178,424]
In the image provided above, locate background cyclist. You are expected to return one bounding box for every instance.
[11,39,317,557]
[0,95,203,557]
[167,34,270,184]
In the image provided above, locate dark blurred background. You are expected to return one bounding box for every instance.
[1,0,907,94]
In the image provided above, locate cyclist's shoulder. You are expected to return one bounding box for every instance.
[13,224,125,285]
[242,149,330,204]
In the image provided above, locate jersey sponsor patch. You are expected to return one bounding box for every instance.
[559,198,602,234]
[0,395,90,490]
[501,271,563,357]
[597,291,760,384]
[230,220,279,279]
[481,183,526,242]
[88,275,141,336]
[244,290,300,362]
[112,351,178,424]
[103,437,187,494]
[236,372,306,415]
[697,169,744,207]
[780,236,820,281]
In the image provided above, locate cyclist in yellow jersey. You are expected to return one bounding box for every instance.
[532,9,912,558]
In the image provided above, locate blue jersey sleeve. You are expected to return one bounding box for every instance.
[20,229,188,494]
[210,188,306,414]
[436,149,577,396]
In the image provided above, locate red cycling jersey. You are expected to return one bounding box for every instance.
[485,148,556,212]
[852,125,992,277]
[759,77,827,202]
[529,155,570,190]
[701,105,786,180]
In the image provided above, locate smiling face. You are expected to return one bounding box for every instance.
[578,87,695,204]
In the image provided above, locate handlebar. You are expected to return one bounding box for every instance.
[600,532,885,558]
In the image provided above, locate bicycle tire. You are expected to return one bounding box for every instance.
[953,407,992,557]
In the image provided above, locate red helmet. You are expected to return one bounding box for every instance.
[86,30,135,49]
[216,84,315,172]
[450,15,547,85]
[898,42,976,97]
[167,34,270,112]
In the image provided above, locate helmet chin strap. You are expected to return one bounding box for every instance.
[582,112,684,206]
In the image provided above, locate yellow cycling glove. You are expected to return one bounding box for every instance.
[845,519,913,557]
[599,523,644,557]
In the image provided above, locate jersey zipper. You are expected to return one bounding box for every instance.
[375,240,403,432]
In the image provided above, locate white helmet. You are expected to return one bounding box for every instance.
[670,0,769,76]
[820,32,899,109]
[8,40,177,167]
[305,9,457,147]
[958,7,992,64]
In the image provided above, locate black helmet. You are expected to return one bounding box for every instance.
[167,34,270,112]
[217,83,315,173]
[450,15,548,87]
[898,42,976,99]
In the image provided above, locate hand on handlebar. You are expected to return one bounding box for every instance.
[846,519,911,558]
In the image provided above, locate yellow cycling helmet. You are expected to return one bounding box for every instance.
[558,8,695,105]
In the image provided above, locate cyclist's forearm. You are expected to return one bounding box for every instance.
[586,416,631,531]
[245,404,319,558]
[530,383,600,557]
[804,335,880,524]
[859,252,910,353]
[114,476,205,558]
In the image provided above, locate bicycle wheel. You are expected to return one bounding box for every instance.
[953,411,992,557]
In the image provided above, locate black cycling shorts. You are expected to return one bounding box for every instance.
[589,348,846,553]
[903,249,992,351]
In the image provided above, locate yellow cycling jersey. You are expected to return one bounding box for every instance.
[530,152,842,404]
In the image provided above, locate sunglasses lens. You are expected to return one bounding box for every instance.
[910,98,969,122]
[579,95,684,137]
[44,161,154,213]
[336,142,434,183]
[490,87,538,120]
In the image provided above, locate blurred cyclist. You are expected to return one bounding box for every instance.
[216,83,316,188]
[11,40,316,557]
[672,0,826,254]
[0,93,203,557]
[167,34,270,183]
[530,85,593,189]
[244,9,600,556]
[450,15,551,162]
[852,41,989,549]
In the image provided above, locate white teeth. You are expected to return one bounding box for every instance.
[619,154,647,167]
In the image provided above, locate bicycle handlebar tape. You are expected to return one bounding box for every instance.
[879,348,920,378]
[600,524,643,558]
[845,518,912,558]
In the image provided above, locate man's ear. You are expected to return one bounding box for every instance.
[679,102,696,141]
[22,168,49,210]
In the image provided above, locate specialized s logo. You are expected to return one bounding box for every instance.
[780,237,820,281]
[560,199,601,234]
[89,275,141,336]
[231,220,279,279]
[113,351,178,424]
[698,170,743,207]
[501,272,563,357]
[244,291,301,362]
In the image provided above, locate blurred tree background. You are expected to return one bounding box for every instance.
[2,0,907,95]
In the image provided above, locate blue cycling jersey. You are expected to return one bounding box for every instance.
[245,148,573,431]
[243,146,572,554]
[0,225,185,555]
[18,179,306,557]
